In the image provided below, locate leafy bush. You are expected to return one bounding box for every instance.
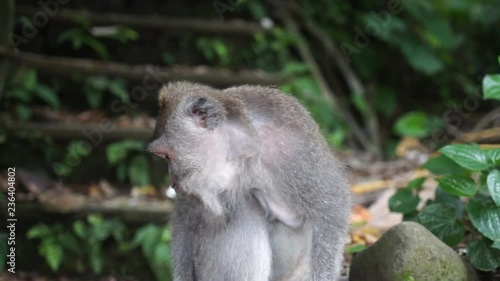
[27,215,126,273]
[389,65,500,271]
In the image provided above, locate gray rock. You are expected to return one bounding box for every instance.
[349,222,478,281]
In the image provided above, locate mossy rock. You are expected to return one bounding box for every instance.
[349,222,478,281]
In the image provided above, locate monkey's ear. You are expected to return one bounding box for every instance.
[188,97,221,129]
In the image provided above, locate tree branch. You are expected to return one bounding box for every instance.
[0,47,290,87]
[289,1,382,157]
[269,4,372,151]
[16,6,270,36]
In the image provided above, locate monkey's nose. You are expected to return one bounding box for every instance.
[147,143,172,160]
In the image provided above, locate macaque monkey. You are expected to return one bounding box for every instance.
[148,82,351,281]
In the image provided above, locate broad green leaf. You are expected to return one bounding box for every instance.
[22,69,38,91]
[434,188,463,218]
[467,198,500,242]
[346,243,366,254]
[423,154,467,175]
[108,79,130,103]
[352,95,369,116]
[394,111,428,138]
[7,88,31,102]
[87,214,103,226]
[16,104,32,121]
[26,224,51,239]
[89,243,104,273]
[483,74,500,100]
[35,85,60,109]
[437,175,477,197]
[389,189,420,214]
[128,155,151,186]
[57,232,80,254]
[440,144,490,171]
[468,239,500,271]
[493,240,500,250]
[86,76,109,91]
[400,42,443,75]
[106,140,143,164]
[418,204,465,246]
[39,239,63,271]
[488,170,500,206]
[374,87,397,117]
[84,89,104,109]
[151,243,173,281]
[72,221,87,238]
[486,149,500,166]
[407,177,426,190]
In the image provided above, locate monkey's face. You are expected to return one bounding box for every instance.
[148,92,238,199]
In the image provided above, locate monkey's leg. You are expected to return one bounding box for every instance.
[309,211,348,281]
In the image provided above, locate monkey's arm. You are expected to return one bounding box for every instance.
[251,189,304,229]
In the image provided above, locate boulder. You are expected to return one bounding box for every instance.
[349,222,478,281]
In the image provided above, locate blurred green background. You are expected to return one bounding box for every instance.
[0,0,499,280]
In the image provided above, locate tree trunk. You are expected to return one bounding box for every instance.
[0,0,15,100]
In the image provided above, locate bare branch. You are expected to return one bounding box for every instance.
[0,47,290,87]
[16,5,270,36]
[269,4,372,151]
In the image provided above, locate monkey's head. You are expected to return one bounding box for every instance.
[148,82,258,210]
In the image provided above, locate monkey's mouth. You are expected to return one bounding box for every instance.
[170,173,183,193]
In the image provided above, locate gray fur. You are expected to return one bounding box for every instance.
[148,82,351,281]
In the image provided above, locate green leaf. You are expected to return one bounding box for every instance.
[493,240,500,250]
[84,89,104,109]
[467,239,500,271]
[483,74,500,100]
[16,104,32,121]
[346,243,366,254]
[486,148,500,167]
[375,87,397,117]
[389,189,420,214]
[128,155,151,186]
[423,154,467,174]
[7,88,31,102]
[27,224,51,239]
[467,197,500,242]
[394,111,429,138]
[22,69,38,91]
[418,204,465,247]
[108,79,130,103]
[35,85,60,109]
[352,95,369,116]
[39,239,63,271]
[57,232,80,254]
[151,243,173,281]
[86,76,109,91]
[434,188,463,218]
[437,175,477,197]
[106,140,143,164]
[488,170,500,206]
[72,221,87,238]
[407,177,426,190]
[400,42,443,75]
[89,243,104,273]
[440,144,490,171]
